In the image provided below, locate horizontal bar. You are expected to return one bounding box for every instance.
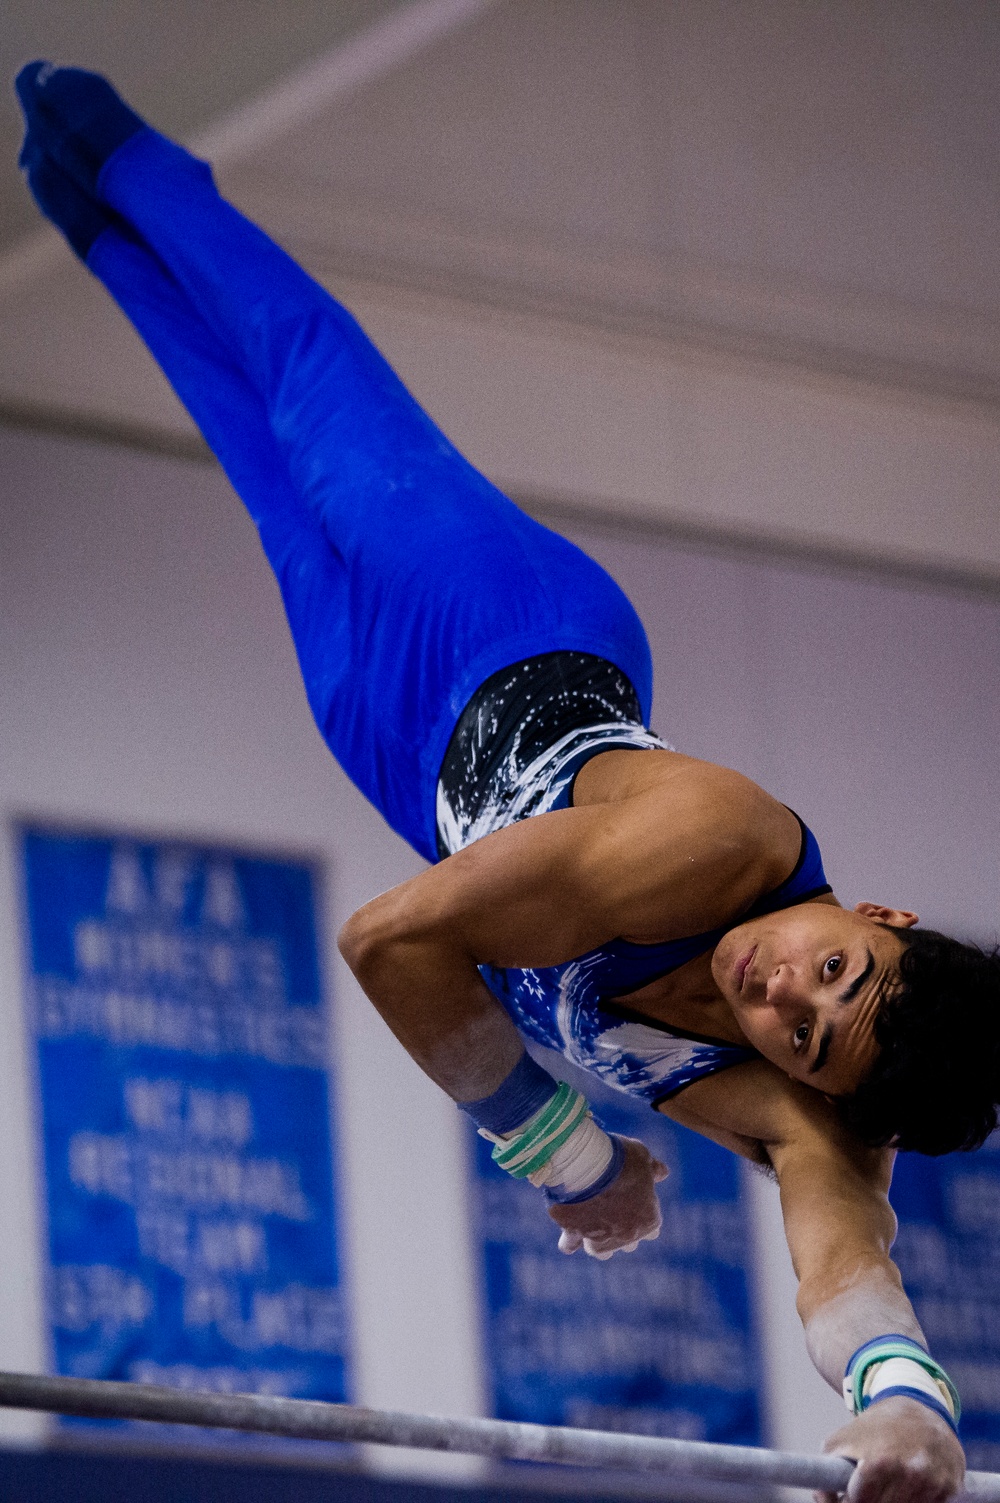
[0,1371,997,1499]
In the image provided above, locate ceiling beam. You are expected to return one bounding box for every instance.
[0,0,499,297]
[6,392,1000,604]
[194,0,497,165]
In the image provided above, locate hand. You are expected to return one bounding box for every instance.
[818,1396,965,1503]
[547,1136,668,1259]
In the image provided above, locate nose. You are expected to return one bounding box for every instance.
[765,964,802,1012]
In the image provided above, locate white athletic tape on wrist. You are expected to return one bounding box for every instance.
[843,1336,960,1430]
[863,1358,956,1415]
[480,1084,613,1194]
[526,1110,614,1193]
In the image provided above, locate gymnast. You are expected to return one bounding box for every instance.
[17,61,997,1503]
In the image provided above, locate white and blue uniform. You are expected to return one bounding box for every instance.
[437,653,832,1106]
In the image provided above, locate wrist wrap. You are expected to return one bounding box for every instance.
[490,1081,589,1177]
[543,1133,626,1203]
[844,1335,960,1434]
[460,1052,559,1135]
[463,1057,623,1202]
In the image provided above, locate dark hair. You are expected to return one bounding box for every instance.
[840,927,1000,1156]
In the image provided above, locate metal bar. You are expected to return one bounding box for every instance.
[0,1372,998,1499]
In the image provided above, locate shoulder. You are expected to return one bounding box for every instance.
[659,1057,890,1185]
[584,751,799,867]
[580,757,804,940]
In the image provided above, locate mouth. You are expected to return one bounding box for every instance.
[734,945,757,994]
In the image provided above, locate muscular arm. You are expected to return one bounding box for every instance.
[341,767,963,1497]
[663,1063,965,1501]
[338,763,792,1259]
[663,1062,915,1375]
[338,759,791,1099]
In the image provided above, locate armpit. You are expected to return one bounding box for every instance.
[655,1093,775,1169]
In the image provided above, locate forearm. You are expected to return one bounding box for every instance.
[802,1262,964,1503]
[799,1255,925,1391]
[339,898,524,1101]
[669,1073,964,1498]
[769,1130,917,1393]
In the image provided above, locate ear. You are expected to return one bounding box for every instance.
[853,901,919,929]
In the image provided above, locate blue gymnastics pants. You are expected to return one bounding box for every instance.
[86,129,653,862]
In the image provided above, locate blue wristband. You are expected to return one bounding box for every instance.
[459,1052,558,1135]
[844,1335,960,1433]
[866,1387,960,1434]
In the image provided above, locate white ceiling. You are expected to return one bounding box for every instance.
[2,0,999,579]
[228,0,1000,394]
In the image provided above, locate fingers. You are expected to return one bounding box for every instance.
[843,1457,937,1503]
[818,1395,963,1503]
[559,1229,641,1259]
[651,1158,669,1183]
[843,1459,869,1502]
[580,1236,642,1259]
[583,1239,615,1260]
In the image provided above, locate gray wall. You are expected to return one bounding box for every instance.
[0,425,480,1476]
[599,528,1000,944]
[1,421,998,1457]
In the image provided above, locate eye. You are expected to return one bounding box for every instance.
[793,1022,810,1049]
[823,955,842,978]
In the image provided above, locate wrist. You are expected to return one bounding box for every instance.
[538,1131,626,1203]
[844,1335,960,1435]
[463,1056,622,1202]
[871,1391,962,1432]
[460,1052,559,1135]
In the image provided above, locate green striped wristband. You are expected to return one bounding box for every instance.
[491,1082,589,1179]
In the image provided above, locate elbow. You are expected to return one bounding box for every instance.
[337,888,426,986]
[338,877,463,1000]
[337,903,389,981]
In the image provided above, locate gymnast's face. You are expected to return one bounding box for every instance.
[711,900,918,1095]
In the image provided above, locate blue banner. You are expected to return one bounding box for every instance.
[891,1137,1000,1470]
[20,825,348,1415]
[470,1088,761,1445]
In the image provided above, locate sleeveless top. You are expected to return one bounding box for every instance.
[436,653,833,1107]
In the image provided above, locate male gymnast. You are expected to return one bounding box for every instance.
[16,61,1000,1503]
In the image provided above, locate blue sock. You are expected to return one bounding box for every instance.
[18,140,118,262]
[15,61,146,197]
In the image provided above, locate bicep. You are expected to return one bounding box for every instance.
[658,1057,808,1161]
[347,769,791,971]
[341,803,634,975]
[657,1067,775,1165]
[347,787,735,973]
